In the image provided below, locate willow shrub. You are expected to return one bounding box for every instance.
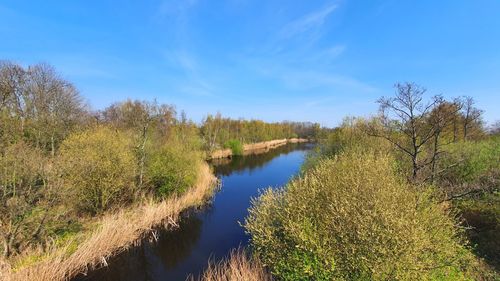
[224,139,244,156]
[245,150,475,280]
[58,126,136,214]
[146,138,203,198]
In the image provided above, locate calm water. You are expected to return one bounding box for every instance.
[75,143,312,281]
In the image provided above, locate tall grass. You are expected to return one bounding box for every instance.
[192,249,272,281]
[3,163,217,281]
[210,138,307,159]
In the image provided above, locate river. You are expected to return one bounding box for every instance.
[74,143,312,281]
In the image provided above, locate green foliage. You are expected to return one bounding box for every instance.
[302,117,391,172]
[58,126,136,214]
[146,137,203,198]
[438,137,500,187]
[246,150,475,280]
[224,139,244,155]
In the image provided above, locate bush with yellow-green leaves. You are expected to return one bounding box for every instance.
[245,150,477,280]
[58,126,136,214]
[146,138,204,198]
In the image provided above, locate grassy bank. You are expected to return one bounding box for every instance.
[2,163,217,281]
[209,138,309,159]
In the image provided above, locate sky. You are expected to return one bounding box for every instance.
[1,0,499,127]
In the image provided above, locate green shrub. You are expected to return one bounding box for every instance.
[58,126,136,214]
[246,150,475,280]
[224,139,244,156]
[302,117,392,173]
[438,137,500,187]
[146,139,202,198]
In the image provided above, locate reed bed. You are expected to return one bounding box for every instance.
[209,138,308,159]
[192,249,272,281]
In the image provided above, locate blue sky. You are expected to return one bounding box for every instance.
[1,1,499,126]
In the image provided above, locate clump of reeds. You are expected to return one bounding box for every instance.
[192,248,272,281]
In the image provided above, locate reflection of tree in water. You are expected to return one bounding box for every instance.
[72,215,203,281]
[212,143,313,177]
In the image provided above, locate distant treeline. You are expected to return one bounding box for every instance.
[201,114,320,151]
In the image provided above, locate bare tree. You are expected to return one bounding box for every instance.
[25,63,87,156]
[366,82,447,182]
[0,62,27,150]
[0,61,25,114]
[1,62,87,156]
[489,120,500,135]
[426,100,463,183]
[461,96,483,140]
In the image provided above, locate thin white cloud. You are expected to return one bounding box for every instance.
[280,3,337,39]
[231,2,377,102]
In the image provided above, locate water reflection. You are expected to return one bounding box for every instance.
[75,215,203,281]
[154,215,203,269]
[212,143,312,176]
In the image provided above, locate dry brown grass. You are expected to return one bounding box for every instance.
[191,249,272,281]
[3,162,217,281]
[209,138,308,159]
[286,138,308,144]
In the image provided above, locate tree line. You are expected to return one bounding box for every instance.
[200,113,320,151]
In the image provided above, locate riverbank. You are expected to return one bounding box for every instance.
[70,141,311,280]
[209,138,309,159]
[2,163,217,281]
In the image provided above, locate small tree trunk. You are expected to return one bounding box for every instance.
[430,132,440,184]
[411,154,419,182]
[138,125,148,189]
[452,119,458,143]
[32,210,48,242]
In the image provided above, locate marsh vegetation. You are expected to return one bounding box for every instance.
[0,61,318,280]
[1,61,498,281]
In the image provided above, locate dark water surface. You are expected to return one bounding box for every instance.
[74,143,311,281]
